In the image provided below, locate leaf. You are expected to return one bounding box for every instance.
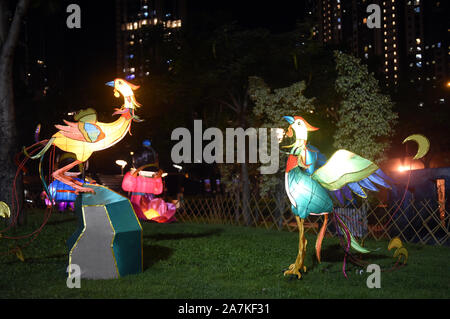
[16,247,25,262]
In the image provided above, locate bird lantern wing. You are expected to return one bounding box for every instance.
[311,150,393,204]
[55,108,105,143]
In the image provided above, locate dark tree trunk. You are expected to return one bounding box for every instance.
[0,0,31,227]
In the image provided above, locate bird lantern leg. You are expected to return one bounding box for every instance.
[52,160,95,194]
[284,216,307,279]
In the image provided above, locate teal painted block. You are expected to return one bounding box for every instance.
[67,185,143,279]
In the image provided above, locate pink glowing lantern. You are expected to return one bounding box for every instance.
[122,171,163,194]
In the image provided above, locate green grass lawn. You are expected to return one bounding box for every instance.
[0,210,449,298]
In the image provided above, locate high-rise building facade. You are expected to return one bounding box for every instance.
[115,0,187,81]
[404,0,447,91]
[316,0,448,91]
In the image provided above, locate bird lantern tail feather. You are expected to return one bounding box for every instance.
[315,214,328,263]
[335,213,371,254]
[24,137,56,160]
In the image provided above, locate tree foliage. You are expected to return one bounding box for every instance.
[248,76,315,197]
[333,51,398,163]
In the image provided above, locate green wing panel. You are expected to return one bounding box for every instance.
[311,150,379,191]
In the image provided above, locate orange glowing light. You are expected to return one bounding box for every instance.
[398,165,409,172]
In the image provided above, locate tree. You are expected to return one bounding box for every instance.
[248,76,316,227]
[0,0,31,226]
[333,51,398,163]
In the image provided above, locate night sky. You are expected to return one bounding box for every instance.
[23,0,310,175]
[48,0,309,88]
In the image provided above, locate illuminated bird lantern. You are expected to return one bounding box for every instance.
[25,79,144,279]
[282,115,396,279]
[281,116,428,279]
[26,78,142,194]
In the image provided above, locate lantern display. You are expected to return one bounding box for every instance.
[19,78,144,278]
[122,171,163,194]
[280,116,429,279]
[122,165,176,223]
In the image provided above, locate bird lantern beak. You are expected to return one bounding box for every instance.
[105,81,114,87]
[294,116,319,131]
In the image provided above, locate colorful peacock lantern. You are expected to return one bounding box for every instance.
[281,116,429,279]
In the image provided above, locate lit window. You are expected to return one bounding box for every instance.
[416,38,421,44]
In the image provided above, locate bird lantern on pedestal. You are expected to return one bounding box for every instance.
[23,78,144,279]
